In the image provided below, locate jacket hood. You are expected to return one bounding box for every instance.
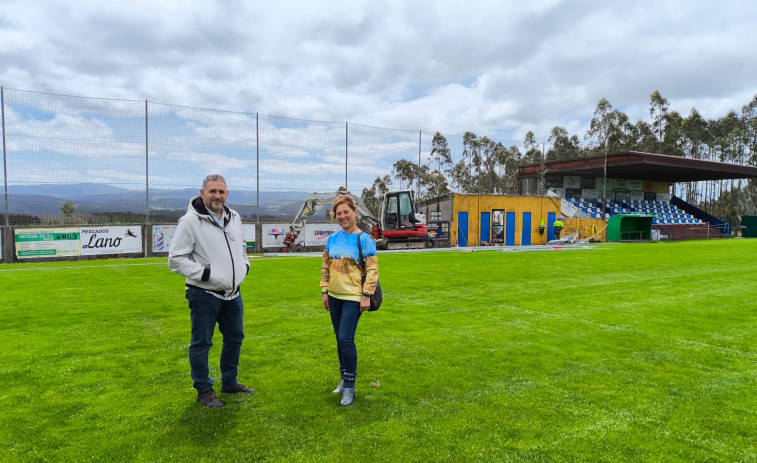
[187,196,232,225]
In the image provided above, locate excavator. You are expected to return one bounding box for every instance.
[282,190,434,251]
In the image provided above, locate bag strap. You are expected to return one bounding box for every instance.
[356,232,366,277]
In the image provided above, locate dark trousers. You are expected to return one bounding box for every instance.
[554,227,562,239]
[328,296,362,388]
[186,287,245,392]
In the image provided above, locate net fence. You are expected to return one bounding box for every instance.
[0,87,507,225]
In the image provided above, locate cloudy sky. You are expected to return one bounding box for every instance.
[2,0,755,147]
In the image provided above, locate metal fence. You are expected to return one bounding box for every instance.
[1,86,525,226]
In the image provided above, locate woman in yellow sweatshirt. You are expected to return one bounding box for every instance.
[320,195,379,406]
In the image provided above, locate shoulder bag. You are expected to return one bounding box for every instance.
[357,232,382,311]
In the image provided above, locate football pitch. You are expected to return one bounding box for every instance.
[1,239,755,462]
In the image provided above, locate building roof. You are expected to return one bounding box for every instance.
[518,151,757,183]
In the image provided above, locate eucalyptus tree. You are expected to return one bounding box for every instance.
[522,131,542,164]
[430,131,453,174]
[546,126,582,161]
[391,159,418,190]
[585,98,633,154]
[462,131,482,185]
[360,175,392,218]
[630,120,658,153]
[649,90,670,152]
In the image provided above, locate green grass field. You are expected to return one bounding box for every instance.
[1,240,756,462]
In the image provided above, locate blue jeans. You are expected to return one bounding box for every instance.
[186,287,245,392]
[328,296,362,388]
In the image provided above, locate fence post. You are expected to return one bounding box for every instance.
[418,130,422,201]
[145,100,150,225]
[2,86,8,226]
[1,225,12,263]
[256,112,259,225]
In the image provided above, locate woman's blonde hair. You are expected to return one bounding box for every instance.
[332,195,357,216]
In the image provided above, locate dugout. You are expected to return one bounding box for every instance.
[606,214,655,242]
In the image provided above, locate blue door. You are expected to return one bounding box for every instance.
[547,212,556,241]
[505,212,516,246]
[521,212,531,245]
[480,212,491,245]
[457,212,468,247]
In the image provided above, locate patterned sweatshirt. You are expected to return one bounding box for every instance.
[321,231,379,301]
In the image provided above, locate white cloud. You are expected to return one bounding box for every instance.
[1,0,756,191]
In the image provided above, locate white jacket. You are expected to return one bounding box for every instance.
[168,196,250,297]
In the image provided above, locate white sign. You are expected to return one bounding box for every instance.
[630,191,645,201]
[302,223,342,246]
[548,187,566,198]
[628,180,643,190]
[152,225,177,253]
[242,224,256,248]
[15,228,81,259]
[560,198,580,218]
[80,226,142,255]
[613,179,628,190]
[656,193,671,202]
[262,223,289,248]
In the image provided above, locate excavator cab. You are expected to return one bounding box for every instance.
[382,191,418,230]
[378,190,433,249]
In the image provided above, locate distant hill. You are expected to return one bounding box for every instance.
[7,184,316,219]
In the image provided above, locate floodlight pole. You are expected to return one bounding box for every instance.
[345,122,348,191]
[2,86,8,226]
[256,112,260,224]
[145,100,150,224]
[418,130,422,202]
[603,150,608,223]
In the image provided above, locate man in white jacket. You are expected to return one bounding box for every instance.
[169,174,254,408]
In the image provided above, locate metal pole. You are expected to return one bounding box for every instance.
[418,130,422,201]
[603,150,608,222]
[345,122,348,190]
[145,100,150,223]
[256,112,259,224]
[1,87,8,226]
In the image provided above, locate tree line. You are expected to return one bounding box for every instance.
[362,91,757,221]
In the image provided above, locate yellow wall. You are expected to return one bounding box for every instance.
[561,218,607,242]
[450,194,594,246]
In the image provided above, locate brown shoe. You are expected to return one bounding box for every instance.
[221,383,256,394]
[197,388,225,408]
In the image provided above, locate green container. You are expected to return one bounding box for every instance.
[743,216,757,238]
[607,214,655,242]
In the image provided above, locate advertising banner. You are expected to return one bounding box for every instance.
[656,193,671,202]
[80,226,142,255]
[262,224,289,249]
[429,222,451,245]
[15,228,81,259]
[630,191,645,201]
[242,224,256,250]
[152,225,177,253]
[563,175,581,189]
[595,177,614,192]
[302,223,341,247]
[627,179,643,190]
